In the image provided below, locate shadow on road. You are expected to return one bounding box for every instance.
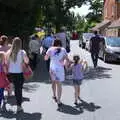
[5,96,30,106]
[23,83,40,93]
[76,99,101,112]
[57,103,82,115]
[84,66,112,80]
[57,99,101,115]
[28,55,50,84]
[0,110,42,120]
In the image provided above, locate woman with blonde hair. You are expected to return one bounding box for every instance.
[6,37,29,112]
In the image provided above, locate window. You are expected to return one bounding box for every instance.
[104,8,108,17]
[112,6,115,16]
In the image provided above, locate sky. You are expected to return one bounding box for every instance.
[70,4,91,16]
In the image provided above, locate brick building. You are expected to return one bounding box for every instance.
[92,0,120,37]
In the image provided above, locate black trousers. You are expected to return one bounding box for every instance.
[0,88,4,105]
[30,52,38,70]
[46,58,50,72]
[8,73,24,106]
[91,52,99,68]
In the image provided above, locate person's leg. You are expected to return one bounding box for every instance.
[78,85,80,99]
[91,53,96,68]
[7,83,13,96]
[0,88,4,107]
[56,81,62,104]
[13,74,24,107]
[74,85,78,105]
[52,81,56,98]
[31,53,37,70]
[94,53,99,67]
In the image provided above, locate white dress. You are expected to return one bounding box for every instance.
[46,47,67,82]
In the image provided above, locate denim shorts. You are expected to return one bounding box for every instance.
[73,79,82,85]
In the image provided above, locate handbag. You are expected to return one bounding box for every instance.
[0,72,10,88]
[22,63,33,80]
[21,51,33,80]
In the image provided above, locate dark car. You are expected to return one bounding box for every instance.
[99,37,120,62]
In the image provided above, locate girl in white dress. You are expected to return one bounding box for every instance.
[44,39,69,107]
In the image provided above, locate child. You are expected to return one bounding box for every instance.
[0,52,9,111]
[67,55,88,105]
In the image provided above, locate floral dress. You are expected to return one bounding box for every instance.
[46,47,67,82]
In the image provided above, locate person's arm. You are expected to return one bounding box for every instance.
[44,54,49,61]
[44,48,51,61]
[23,50,29,64]
[82,61,88,71]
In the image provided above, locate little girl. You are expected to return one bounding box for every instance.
[0,52,9,110]
[67,55,88,105]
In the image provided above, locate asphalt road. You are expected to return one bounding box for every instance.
[1,40,120,120]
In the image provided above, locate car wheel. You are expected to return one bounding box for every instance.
[103,54,109,63]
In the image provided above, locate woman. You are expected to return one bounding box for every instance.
[6,37,29,112]
[44,39,69,107]
[0,35,11,52]
[0,35,12,97]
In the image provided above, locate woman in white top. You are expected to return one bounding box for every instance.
[6,37,29,112]
[44,39,69,107]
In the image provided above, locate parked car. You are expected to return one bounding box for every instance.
[99,37,120,62]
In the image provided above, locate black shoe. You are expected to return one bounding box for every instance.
[78,96,81,101]
[53,96,57,102]
[74,102,79,106]
[58,103,62,107]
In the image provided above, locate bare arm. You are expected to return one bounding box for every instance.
[44,54,49,61]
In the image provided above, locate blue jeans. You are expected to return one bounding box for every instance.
[0,88,4,105]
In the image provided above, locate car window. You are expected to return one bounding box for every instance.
[106,37,120,47]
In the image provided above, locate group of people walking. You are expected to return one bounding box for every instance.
[0,35,29,112]
[0,29,101,113]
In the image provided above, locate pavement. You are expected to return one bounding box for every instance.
[0,40,120,120]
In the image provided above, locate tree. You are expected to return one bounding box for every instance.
[0,0,91,49]
[86,0,104,23]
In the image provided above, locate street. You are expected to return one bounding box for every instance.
[1,40,120,120]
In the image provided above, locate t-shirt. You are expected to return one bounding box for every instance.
[46,47,67,68]
[55,32,66,48]
[72,64,84,80]
[8,50,26,73]
[90,35,101,53]
[42,36,54,48]
[29,40,40,54]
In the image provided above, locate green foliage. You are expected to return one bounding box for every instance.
[74,0,103,33]
[0,0,103,49]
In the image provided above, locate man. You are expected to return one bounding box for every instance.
[42,32,55,71]
[29,34,41,70]
[55,27,67,49]
[90,31,101,68]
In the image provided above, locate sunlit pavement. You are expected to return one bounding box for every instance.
[1,40,120,120]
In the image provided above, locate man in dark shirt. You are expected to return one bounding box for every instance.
[90,31,101,68]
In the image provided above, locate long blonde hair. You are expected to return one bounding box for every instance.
[9,37,22,62]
